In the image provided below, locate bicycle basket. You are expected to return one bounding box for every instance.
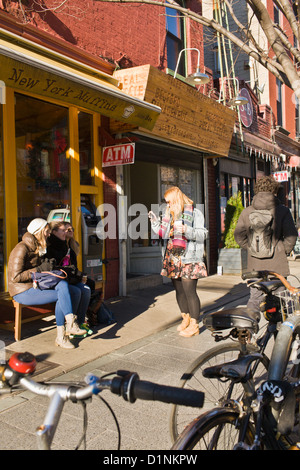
[275,290,300,317]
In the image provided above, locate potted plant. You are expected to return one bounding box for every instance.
[218,191,247,274]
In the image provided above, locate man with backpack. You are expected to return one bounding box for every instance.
[234,175,298,313]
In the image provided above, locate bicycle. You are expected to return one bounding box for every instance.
[169,270,294,443]
[171,271,300,450]
[0,351,204,450]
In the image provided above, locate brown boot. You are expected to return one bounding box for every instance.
[177,313,190,332]
[179,318,199,337]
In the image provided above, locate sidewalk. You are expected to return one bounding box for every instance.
[0,260,299,450]
[1,271,251,383]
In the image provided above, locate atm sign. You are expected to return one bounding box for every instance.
[273,171,289,182]
[102,143,135,167]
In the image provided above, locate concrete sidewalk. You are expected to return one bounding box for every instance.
[1,271,251,383]
[0,259,299,450]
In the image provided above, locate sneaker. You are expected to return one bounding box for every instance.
[69,332,87,339]
[79,323,93,335]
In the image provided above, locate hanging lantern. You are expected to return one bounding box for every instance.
[288,155,300,168]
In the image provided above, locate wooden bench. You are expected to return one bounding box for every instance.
[0,293,55,342]
[0,282,104,341]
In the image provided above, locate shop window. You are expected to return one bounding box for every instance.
[161,165,195,202]
[166,3,184,75]
[295,96,300,139]
[130,161,158,248]
[276,78,283,127]
[79,112,93,185]
[15,94,69,238]
[0,106,4,291]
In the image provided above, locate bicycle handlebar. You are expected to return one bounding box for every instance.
[108,372,204,407]
[1,353,204,409]
[242,270,299,293]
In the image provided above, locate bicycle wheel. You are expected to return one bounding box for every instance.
[171,407,255,450]
[169,342,269,443]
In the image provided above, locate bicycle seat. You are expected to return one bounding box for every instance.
[202,353,263,381]
[250,279,283,294]
[203,307,260,333]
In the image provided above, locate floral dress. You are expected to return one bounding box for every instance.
[161,229,207,280]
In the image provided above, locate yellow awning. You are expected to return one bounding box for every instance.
[0,32,161,130]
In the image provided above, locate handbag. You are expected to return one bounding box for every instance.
[31,269,67,290]
[171,238,187,255]
[61,265,83,285]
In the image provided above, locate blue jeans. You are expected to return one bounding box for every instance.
[14,280,82,327]
[72,282,91,324]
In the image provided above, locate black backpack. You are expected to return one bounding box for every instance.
[248,209,274,258]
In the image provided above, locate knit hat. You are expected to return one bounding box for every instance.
[27,218,48,235]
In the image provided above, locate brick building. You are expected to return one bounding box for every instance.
[0,1,239,300]
[3,0,298,298]
[203,0,300,257]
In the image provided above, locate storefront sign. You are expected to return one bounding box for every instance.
[113,65,236,157]
[0,53,160,130]
[273,170,289,182]
[102,143,135,167]
[239,88,253,128]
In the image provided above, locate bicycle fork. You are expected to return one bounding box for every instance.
[36,390,66,450]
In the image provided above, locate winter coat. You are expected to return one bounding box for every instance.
[46,233,69,265]
[234,192,298,276]
[151,207,208,264]
[46,234,77,266]
[8,232,42,297]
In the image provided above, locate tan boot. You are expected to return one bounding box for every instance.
[55,325,75,349]
[65,314,87,337]
[177,313,190,332]
[179,318,199,337]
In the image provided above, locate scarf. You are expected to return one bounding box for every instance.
[159,204,194,254]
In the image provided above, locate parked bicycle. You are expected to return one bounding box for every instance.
[169,269,297,443]
[0,351,204,450]
[171,271,300,450]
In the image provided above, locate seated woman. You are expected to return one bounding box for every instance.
[47,221,91,335]
[8,218,86,349]
[64,222,95,292]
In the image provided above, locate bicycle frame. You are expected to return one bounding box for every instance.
[2,352,205,451]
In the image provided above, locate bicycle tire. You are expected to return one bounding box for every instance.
[268,315,300,381]
[169,341,269,443]
[171,407,255,450]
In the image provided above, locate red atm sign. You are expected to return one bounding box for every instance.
[102,143,135,167]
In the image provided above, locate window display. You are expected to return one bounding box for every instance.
[15,93,69,238]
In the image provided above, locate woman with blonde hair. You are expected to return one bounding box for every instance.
[149,187,208,337]
[8,218,86,349]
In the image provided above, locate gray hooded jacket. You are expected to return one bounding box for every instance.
[234,192,297,276]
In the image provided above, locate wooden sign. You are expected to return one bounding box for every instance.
[0,53,160,130]
[114,65,236,156]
